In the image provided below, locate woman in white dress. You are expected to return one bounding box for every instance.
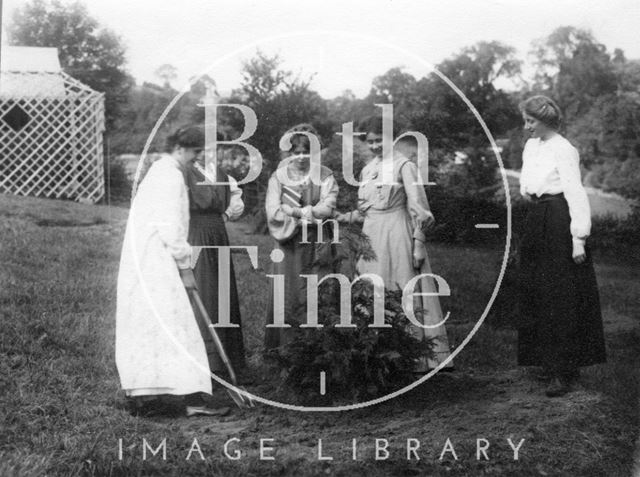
[518,96,606,397]
[336,117,453,372]
[116,126,213,416]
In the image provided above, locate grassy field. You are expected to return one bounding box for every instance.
[0,192,638,476]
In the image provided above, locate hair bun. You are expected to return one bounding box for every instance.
[519,95,562,130]
[165,124,205,152]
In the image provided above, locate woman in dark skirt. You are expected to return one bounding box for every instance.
[263,123,339,350]
[518,95,606,397]
[185,139,247,380]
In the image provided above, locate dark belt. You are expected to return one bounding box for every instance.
[189,212,225,223]
[530,193,564,203]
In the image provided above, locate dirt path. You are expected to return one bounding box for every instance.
[158,368,608,471]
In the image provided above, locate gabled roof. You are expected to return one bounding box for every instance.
[0,46,97,99]
[1,46,62,72]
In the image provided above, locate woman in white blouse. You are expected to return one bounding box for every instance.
[518,95,606,397]
[264,124,339,350]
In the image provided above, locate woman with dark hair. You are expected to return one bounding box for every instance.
[185,132,248,382]
[264,123,339,349]
[518,95,606,397]
[116,125,214,416]
[336,116,453,372]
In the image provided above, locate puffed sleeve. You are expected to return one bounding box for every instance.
[149,166,192,269]
[225,175,244,221]
[266,173,298,242]
[400,161,434,243]
[519,139,533,197]
[555,141,591,244]
[311,174,339,219]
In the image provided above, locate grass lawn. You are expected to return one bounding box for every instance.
[0,192,638,476]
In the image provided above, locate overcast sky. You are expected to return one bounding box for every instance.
[2,0,640,98]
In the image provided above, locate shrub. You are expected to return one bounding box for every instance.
[264,223,434,404]
[425,148,527,245]
[329,223,377,279]
[590,205,640,261]
[427,190,528,245]
[265,282,435,405]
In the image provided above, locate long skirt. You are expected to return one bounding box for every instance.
[264,227,336,350]
[357,206,453,370]
[518,194,606,371]
[189,213,246,372]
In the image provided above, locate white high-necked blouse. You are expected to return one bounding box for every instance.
[519,134,591,245]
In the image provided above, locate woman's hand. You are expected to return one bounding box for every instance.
[298,206,313,221]
[281,204,295,216]
[179,268,197,290]
[334,211,351,224]
[281,204,306,219]
[572,241,586,264]
[413,239,427,269]
[424,211,435,230]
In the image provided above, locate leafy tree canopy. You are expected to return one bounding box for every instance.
[8,0,134,130]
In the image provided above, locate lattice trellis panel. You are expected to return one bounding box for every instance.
[0,71,105,203]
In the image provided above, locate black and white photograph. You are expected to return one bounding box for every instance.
[1,0,639,475]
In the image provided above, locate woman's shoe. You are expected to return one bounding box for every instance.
[186,405,231,417]
[129,397,184,417]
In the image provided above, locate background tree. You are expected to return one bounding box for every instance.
[366,67,418,130]
[220,50,332,211]
[154,64,178,89]
[8,0,134,131]
[528,27,640,198]
[409,41,522,150]
[326,89,373,128]
[108,82,179,154]
[108,75,219,155]
[530,26,617,120]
